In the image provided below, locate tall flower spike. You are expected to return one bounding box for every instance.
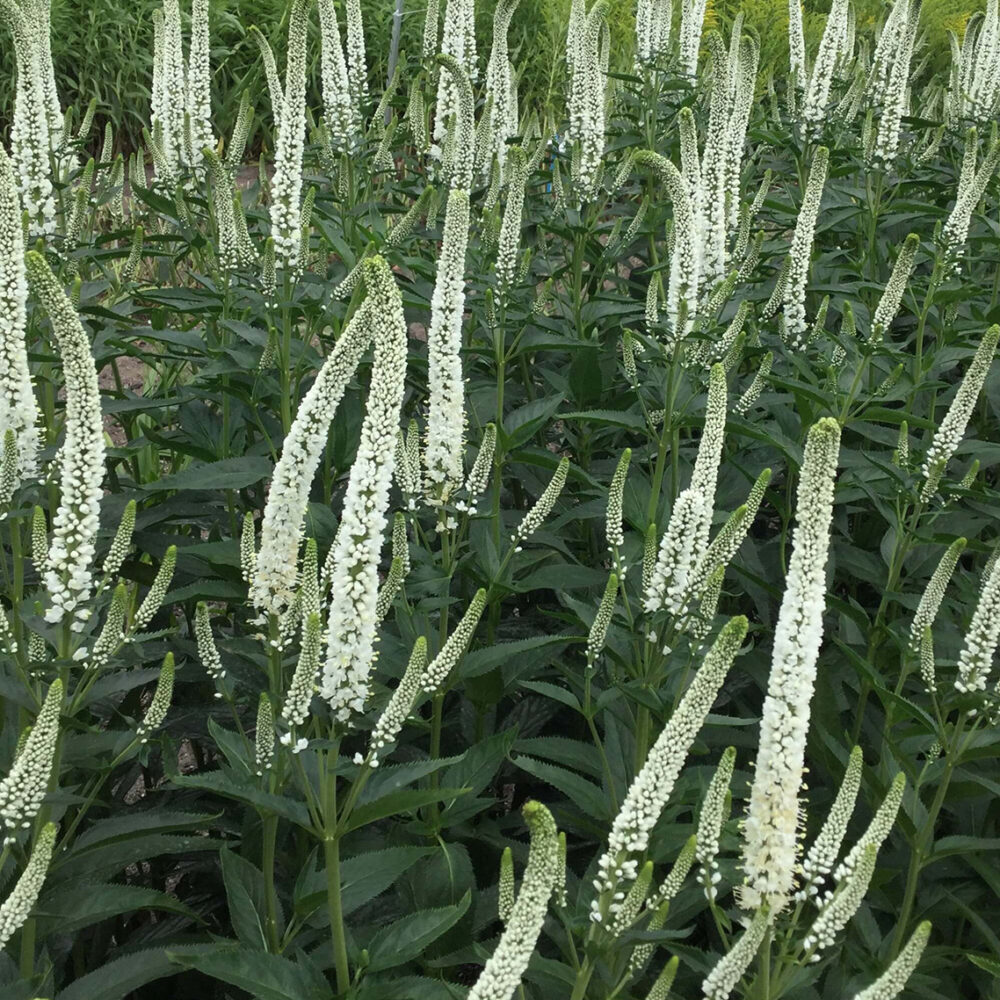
[955,553,1000,696]
[255,693,275,775]
[253,302,373,615]
[804,843,878,953]
[703,908,770,999]
[466,801,561,1000]
[285,611,321,726]
[103,500,136,580]
[195,602,226,690]
[645,488,705,615]
[782,146,830,348]
[799,745,863,895]
[26,253,105,628]
[0,146,39,480]
[2,0,55,234]
[697,746,736,900]
[433,0,476,146]
[464,423,497,502]
[269,0,311,272]
[852,921,931,1000]
[132,544,176,632]
[422,187,470,502]
[318,0,358,152]
[831,772,905,885]
[368,636,428,760]
[498,846,515,925]
[344,0,367,110]
[481,0,521,174]
[941,137,1000,264]
[0,821,57,948]
[513,458,569,542]
[606,448,631,551]
[634,151,700,343]
[689,365,728,556]
[920,326,999,500]
[872,234,919,334]
[568,0,610,200]
[871,1,917,164]
[788,0,806,87]
[735,352,772,414]
[0,679,61,843]
[495,146,527,296]
[594,617,747,912]
[908,537,966,653]
[321,260,408,723]
[420,588,488,693]
[187,0,213,156]
[586,573,618,666]
[803,0,849,125]
[137,652,175,742]
[240,511,257,586]
[741,417,841,911]
[647,956,680,1000]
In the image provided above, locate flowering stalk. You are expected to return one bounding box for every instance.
[920,325,999,500]
[318,0,359,153]
[783,146,830,348]
[320,260,408,722]
[634,151,700,342]
[741,417,841,910]
[0,679,61,843]
[423,188,471,501]
[25,253,104,631]
[0,146,40,481]
[466,801,561,1000]
[593,616,747,919]
[0,821,57,948]
[269,0,311,272]
[852,921,931,1000]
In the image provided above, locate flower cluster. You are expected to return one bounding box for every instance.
[585,572,618,666]
[513,458,569,543]
[872,234,920,333]
[0,679,61,844]
[782,147,830,348]
[466,801,561,1000]
[920,325,999,500]
[321,260,408,723]
[480,0,521,174]
[137,653,175,742]
[423,187,471,502]
[0,147,40,482]
[433,0,477,146]
[635,0,672,65]
[0,821,57,949]
[852,920,931,1000]
[25,253,105,628]
[567,0,609,200]
[908,537,965,653]
[2,0,56,234]
[252,302,374,615]
[367,637,428,763]
[495,146,527,295]
[593,616,747,918]
[702,908,770,1000]
[269,0,311,271]
[802,0,851,126]
[741,417,841,910]
[940,133,1000,264]
[798,746,863,896]
[955,554,1000,696]
[420,589,488,693]
[697,746,737,900]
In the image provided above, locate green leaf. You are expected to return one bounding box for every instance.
[512,755,609,819]
[37,883,200,935]
[344,787,472,832]
[366,892,471,972]
[55,949,180,1000]
[222,849,276,950]
[168,944,333,1000]
[140,456,272,492]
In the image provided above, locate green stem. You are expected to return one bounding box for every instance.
[322,750,350,994]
